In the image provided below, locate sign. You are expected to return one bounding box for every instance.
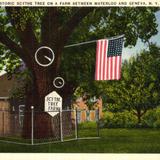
[35,46,55,67]
[53,77,65,88]
[45,91,62,117]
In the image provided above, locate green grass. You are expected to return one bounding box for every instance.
[1,128,160,153]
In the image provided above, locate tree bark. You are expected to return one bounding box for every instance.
[22,68,75,138]
[137,112,141,124]
[134,109,147,125]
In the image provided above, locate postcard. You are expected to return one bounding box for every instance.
[0,0,160,160]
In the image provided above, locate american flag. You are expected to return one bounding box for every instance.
[95,36,124,80]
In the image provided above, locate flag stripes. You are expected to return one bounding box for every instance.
[95,38,123,81]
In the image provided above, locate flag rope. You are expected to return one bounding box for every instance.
[64,34,125,48]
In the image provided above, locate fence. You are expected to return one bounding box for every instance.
[0,107,100,145]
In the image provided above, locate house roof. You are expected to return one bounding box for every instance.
[0,74,16,97]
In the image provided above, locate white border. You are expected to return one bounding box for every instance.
[53,77,65,88]
[0,154,160,160]
[1,2,160,160]
[35,46,55,67]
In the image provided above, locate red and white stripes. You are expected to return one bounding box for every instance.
[95,39,122,80]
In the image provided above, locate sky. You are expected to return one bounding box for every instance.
[0,10,160,76]
[122,11,160,60]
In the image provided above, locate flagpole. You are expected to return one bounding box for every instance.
[64,34,125,48]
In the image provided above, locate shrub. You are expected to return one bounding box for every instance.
[78,121,97,129]
[100,110,137,128]
[100,107,160,128]
[153,119,160,128]
[142,109,157,127]
[142,107,160,128]
[100,111,114,128]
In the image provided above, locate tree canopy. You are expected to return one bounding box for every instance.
[0,7,159,80]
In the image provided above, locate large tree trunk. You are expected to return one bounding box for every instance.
[22,69,75,139]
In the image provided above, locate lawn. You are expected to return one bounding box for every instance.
[0,128,160,153]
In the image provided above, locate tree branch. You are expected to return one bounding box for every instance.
[133,110,138,116]
[141,109,147,116]
[0,31,24,61]
[59,7,95,45]
[5,7,39,68]
[48,7,95,73]
[5,7,38,51]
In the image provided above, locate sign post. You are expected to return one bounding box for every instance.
[31,106,34,145]
[45,91,63,141]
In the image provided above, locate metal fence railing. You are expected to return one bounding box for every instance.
[0,107,100,145]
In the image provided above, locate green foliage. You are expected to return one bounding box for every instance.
[153,119,160,128]
[106,103,124,112]
[0,7,159,78]
[9,69,33,99]
[60,7,159,86]
[97,45,160,123]
[100,111,138,128]
[10,8,45,36]
[78,121,97,129]
[9,83,25,99]
[142,107,160,128]
[0,8,21,74]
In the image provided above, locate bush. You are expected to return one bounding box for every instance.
[100,110,137,128]
[99,111,113,128]
[78,121,97,129]
[142,109,157,127]
[142,107,160,128]
[100,107,160,128]
[153,119,160,128]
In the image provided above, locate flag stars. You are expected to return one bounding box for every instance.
[107,37,123,57]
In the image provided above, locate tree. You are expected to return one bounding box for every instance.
[0,7,159,137]
[102,45,160,124]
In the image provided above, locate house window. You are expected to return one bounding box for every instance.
[77,111,81,123]
[19,105,25,127]
[86,110,90,121]
[95,110,99,122]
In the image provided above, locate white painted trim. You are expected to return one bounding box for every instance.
[0,97,9,100]
[35,46,55,67]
